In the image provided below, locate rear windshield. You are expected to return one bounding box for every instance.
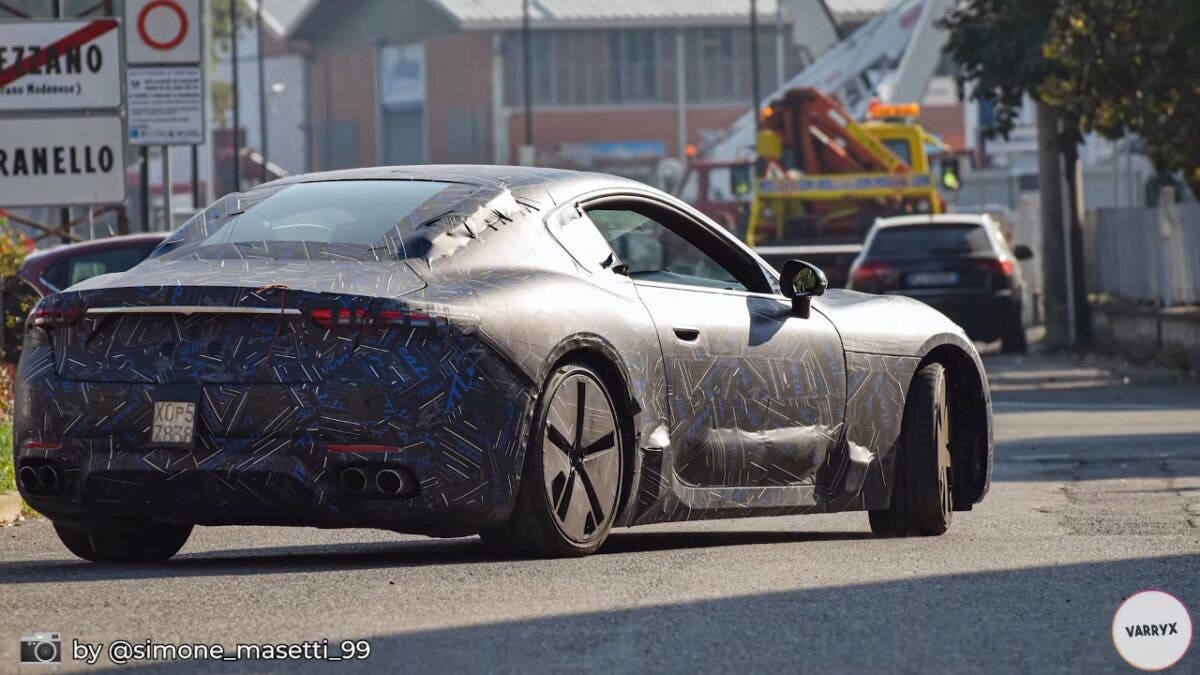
[155,180,452,258]
[867,224,993,259]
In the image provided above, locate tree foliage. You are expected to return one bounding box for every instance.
[941,0,1200,193]
[210,0,256,64]
[1040,0,1200,187]
[210,0,256,128]
[938,0,1061,140]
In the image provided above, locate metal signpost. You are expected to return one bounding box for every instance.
[124,0,204,230]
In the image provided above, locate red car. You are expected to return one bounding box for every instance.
[4,233,166,361]
[17,233,167,297]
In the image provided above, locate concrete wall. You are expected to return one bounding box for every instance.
[308,45,379,171]
[1092,303,1200,372]
[425,32,495,164]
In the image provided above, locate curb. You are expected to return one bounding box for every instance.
[0,491,22,525]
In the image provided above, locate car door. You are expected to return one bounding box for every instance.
[580,196,846,490]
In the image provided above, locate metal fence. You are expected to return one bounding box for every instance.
[1085,197,1200,306]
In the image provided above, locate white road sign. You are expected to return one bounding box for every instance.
[125,0,202,65]
[127,66,204,145]
[0,116,126,207]
[0,19,122,111]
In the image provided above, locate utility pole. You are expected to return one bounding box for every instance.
[520,0,533,163]
[161,146,172,230]
[1036,101,1071,349]
[256,0,268,183]
[230,0,242,192]
[52,0,70,242]
[750,0,762,132]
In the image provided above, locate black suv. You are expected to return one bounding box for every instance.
[847,214,1033,353]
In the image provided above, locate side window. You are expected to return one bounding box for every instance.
[586,207,748,291]
[43,246,153,291]
[547,209,618,273]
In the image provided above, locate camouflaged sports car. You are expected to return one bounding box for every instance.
[13,166,993,561]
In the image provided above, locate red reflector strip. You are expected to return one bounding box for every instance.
[24,441,63,450]
[309,306,452,330]
[325,444,401,454]
[30,307,81,329]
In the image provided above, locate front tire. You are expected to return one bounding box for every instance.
[481,362,626,557]
[53,520,192,563]
[869,362,953,537]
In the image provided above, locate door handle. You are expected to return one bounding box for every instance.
[672,326,701,342]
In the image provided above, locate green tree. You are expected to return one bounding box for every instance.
[1040,0,1200,197]
[939,0,1071,142]
[939,0,1090,348]
[210,0,256,128]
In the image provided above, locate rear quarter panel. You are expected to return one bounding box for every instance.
[815,289,993,507]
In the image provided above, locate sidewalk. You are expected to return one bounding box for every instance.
[0,492,23,525]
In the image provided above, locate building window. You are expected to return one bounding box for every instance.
[504,26,794,108]
[609,30,664,102]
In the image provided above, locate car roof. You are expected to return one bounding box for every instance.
[871,214,994,229]
[258,164,617,190]
[249,165,654,219]
[22,232,168,265]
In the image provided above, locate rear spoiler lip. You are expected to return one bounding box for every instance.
[86,306,303,317]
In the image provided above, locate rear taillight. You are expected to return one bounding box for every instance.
[28,303,81,329]
[309,306,449,331]
[309,307,365,329]
[851,261,893,285]
[977,257,1014,277]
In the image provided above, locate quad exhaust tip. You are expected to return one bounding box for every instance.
[339,466,415,496]
[18,464,61,496]
[339,467,368,493]
[375,469,406,495]
[18,466,39,493]
[37,465,59,494]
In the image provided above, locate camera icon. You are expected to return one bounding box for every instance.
[20,633,61,665]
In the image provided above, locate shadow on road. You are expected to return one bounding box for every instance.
[89,553,1198,673]
[0,528,875,585]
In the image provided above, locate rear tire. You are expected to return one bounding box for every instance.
[1000,303,1027,353]
[480,362,626,558]
[53,520,192,563]
[869,363,953,537]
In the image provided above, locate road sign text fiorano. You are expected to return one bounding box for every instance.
[0,43,105,79]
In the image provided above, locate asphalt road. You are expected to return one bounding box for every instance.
[2,351,1198,673]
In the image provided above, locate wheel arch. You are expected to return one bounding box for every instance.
[915,341,993,508]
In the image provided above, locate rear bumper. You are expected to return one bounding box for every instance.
[896,290,1019,341]
[14,336,534,536]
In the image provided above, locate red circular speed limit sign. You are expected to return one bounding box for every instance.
[137,0,189,51]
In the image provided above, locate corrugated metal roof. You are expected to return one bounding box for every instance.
[262,0,322,35]
[430,0,892,29]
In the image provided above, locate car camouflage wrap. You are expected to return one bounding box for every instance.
[14,166,992,538]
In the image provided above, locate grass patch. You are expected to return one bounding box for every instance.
[0,421,13,494]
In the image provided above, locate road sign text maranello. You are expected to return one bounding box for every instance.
[0,116,126,207]
[0,19,121,111]
[0,143,117,177]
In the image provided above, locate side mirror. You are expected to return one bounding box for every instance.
[779,259,828,318]
[1013,244,1033,261]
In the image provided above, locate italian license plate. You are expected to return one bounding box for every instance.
[152,401,196,447]
[908,271,959,287]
